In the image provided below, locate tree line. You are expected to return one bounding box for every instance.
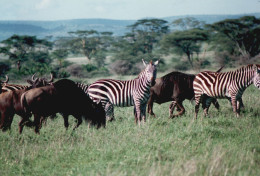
[0,16,259,79]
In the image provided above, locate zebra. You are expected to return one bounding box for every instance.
[87,59,159,125]
[1,74,53,93]
[193,64,260,118]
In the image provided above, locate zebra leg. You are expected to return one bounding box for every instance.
[134,103,141,126]
[194,95,202,119]
[230,96,239,117]
[169,101,176,118]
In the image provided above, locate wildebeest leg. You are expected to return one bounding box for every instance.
[73,116,82,130]
[147,95,156,117]
[202,96,214,117]
[169,101,176,118]
[211,98,220,110]
[1,112,13,131]
[62,114,69,129]
[19,116,34,134]
[40,116,48,126]
[33,114,42,134]
[172,101,185,118]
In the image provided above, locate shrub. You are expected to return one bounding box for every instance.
[65,64,85,77]
[109,60,141,75]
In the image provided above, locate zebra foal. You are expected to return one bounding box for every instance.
[193,64,260,118]
[87,59,159,125]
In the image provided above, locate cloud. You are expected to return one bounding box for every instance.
[35,0,51,10]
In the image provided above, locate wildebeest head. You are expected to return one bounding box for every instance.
[142,59,159,86]
[27,73,54,88]
[90,99,106,128]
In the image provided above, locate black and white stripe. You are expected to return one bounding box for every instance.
[87,60,159,124]
[193,64,260,118]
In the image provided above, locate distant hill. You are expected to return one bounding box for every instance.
[0,13,259,41]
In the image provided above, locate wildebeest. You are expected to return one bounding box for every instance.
[147,67,228,118]
[0,75,53,132]
[20,79,106,134]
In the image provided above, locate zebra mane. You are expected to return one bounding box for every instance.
[137,69,146,79]
[235,64,254,73]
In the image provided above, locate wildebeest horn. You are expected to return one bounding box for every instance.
[46,73,54,83]
[31,73,37,82]
[2,75,9,83]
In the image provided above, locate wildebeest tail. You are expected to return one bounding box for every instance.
[21,92,30,114]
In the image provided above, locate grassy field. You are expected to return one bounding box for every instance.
[0,85,259,176]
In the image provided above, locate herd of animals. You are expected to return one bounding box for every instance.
[0,59,259,134]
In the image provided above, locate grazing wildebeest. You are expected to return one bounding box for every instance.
[20,79,106,134]
[147,67,230,118]
[0,75,53,132]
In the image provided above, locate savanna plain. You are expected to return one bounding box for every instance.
[0,84,259,176]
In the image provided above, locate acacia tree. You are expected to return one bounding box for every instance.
[68,30,113,61]
[207,16,260,59]
[172,17,206,30]
[126,18,169,55]
[0,35,52,71]
[161,28,208,68]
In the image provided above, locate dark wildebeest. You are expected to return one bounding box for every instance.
[20,79,106,134]
[0,75,53,132]
[147,67,240,118]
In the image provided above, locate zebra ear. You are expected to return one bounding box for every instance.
[96,98,101,104]
[253,64,259,72]
[154,60,159,66]
[142,59,148,67]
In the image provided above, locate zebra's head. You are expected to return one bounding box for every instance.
[253,64,260,89]
[142,59,159,86]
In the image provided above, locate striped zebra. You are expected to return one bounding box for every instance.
[87,59,159,125]
[1,74,53,93]
[193,64,260,118]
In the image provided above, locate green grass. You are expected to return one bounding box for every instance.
[0,86,259,176]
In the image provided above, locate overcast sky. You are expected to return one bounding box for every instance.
[0,0,260,21]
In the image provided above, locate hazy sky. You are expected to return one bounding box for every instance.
[0,0,260,21]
